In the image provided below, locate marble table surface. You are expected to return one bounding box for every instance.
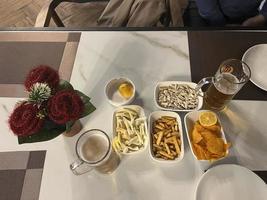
[0,31,267,200]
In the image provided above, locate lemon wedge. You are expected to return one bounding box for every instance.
[199,111,217,127]
[118,82,133,99]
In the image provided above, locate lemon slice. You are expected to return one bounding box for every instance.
[199,111,217,127]
[118,83,133,99]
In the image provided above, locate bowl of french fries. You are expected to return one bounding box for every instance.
[112,105,148,155]
[184,110,230,170]
[148,111,184,163]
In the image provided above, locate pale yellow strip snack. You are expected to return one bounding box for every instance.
[113,108,147,154]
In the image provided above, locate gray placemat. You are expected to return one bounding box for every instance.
[0,151,46,200]
[0,42,65,84]
[0,32,81,97]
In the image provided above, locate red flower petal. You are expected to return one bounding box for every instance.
[48,90,84,124]
[9,103,44,136]
[24,65,59,91]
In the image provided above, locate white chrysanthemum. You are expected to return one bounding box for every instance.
[29,83,51,104]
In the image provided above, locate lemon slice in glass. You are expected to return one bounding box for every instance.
[199,111,217,127]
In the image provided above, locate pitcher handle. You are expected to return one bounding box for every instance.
[70,159,93,175]
[195,77,214,97]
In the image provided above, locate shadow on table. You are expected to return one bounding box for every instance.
[218,103,267,168]
[132,91,144,107]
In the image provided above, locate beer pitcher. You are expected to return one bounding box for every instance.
[195,59,251,111]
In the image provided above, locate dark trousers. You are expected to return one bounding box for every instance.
[183,1,208,27]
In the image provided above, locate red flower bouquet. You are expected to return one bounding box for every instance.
[9,65,96,144]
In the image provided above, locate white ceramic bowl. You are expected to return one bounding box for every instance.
[184,110,229,170]
[113,105,148,155]
[105,77,135,107]
[154,81,203,112]
[148,111,184,163]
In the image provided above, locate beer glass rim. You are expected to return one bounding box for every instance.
[75,129,111,165]
[219,59,251,84]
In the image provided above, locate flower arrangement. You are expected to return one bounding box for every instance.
[8,65,96,144]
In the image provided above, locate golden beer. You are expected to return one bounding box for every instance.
[205,73,239,110]
[196,59,251,111]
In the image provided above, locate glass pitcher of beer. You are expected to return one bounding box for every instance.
[70,129,120,175]
[195,59,251,111]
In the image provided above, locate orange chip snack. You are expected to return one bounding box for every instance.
[203,148,213,160]
[204,124,221,134]
[206,138,225,155]
[195,122,205,132]
[192,127,203,144]
[201,130,217,142]
[190,113,230,161]
[193,143,206,160]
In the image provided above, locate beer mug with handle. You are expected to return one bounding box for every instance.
[195,59,251,111]
[70,129,120,175]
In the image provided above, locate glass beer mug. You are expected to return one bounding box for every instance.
[196,59,251,111]
[70,129,120,175]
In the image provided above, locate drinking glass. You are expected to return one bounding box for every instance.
[195,59,251,111]
[70,129,120,175]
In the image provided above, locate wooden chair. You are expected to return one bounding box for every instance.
[35,0,108,27]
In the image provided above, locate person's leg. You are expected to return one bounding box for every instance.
[97,0,126,26]
[183,0,208,27]
[126,0,166,26]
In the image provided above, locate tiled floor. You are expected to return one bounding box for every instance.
[0,151,46,200]
[0,0,107,27]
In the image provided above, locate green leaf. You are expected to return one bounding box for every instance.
[82,100,96,118]
[66,121,75,132]
[18,120,66,144]
[75,90,96,118]
[58,80,74,91]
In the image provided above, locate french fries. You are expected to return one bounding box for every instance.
[152,116,181,160]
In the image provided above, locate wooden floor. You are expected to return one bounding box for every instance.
[0,0,107,27]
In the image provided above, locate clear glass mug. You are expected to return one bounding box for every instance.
[70,129,120,175]
[195,59,251,111]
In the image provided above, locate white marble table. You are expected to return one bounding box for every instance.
[0,31,267,200]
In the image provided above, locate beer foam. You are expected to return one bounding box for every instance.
[214,73,239,95]
[81,133,109,163]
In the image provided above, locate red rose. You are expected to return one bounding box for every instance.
[48,90,84,124]
[9,103,44,136]
[25,65,59,91]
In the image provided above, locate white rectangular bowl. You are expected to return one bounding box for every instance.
[148,111,184,163]
[184,110,229,170]
[113,105,148,155]
[154,81,203,112]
